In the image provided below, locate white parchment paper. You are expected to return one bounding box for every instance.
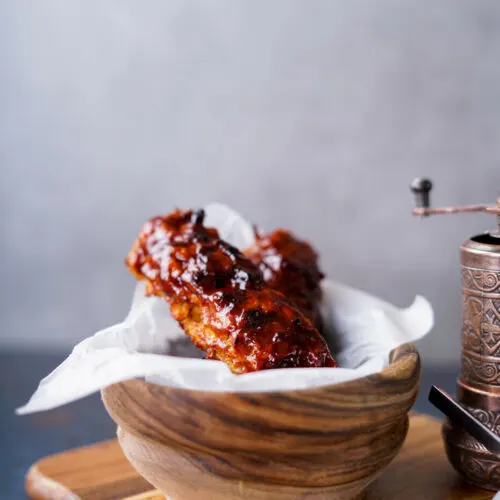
[17,204,434,415]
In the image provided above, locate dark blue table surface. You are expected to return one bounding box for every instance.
[0,349,459,499]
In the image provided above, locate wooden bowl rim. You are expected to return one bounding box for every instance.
[110,342,420,398]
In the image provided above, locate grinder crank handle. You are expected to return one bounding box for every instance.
[410,177,500,219]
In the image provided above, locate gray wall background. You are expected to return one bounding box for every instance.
[1,1,499,364]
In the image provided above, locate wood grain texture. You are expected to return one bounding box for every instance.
[25,414,494,499]
[25,440,152,500]
[100,343,420,499]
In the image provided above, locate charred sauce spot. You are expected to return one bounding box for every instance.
[191,209,206,226]
[244,308,278,329]
[214,275,229,289]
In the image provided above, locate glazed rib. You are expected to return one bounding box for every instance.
[126,209,337,373]
[245,229,324,330]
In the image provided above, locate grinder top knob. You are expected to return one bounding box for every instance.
[410,178,433,211]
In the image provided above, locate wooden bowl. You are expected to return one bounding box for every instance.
[101,342,420,500]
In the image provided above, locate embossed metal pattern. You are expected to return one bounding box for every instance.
[462,268,500,294]
[461,265,500,389]
[443,409,500,491]
[468,406,500,435]
[447,238,500,490]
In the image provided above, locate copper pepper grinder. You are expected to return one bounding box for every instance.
[411,178,500,490]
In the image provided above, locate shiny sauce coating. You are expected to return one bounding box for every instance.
[245,229,325,330]
[126,209,337,373]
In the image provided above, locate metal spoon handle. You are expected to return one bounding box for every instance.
[429,385,500,456]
